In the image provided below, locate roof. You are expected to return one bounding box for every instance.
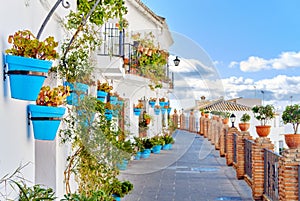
[187,98,251,112]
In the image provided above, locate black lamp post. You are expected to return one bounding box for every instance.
[230,113,236,128]
[173,56,180,66]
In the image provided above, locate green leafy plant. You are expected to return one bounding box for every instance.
[240,113,251,123]
[162,134,174,144]
[108,179,133,198]
[36,85,70,106]
[5,30,59,60]
[150,135,165,146]
[252,104,275,126]
[282,104,300,134]
[16,182,56,201]
[97,80,113,92]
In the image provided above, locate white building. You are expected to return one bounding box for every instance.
[0,0,173,199]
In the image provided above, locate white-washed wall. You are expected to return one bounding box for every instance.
[0,0,75,198]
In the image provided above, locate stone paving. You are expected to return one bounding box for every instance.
[120,130,253,201]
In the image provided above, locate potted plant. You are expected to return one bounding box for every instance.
[162,134,175,150]
[149,97,157,108]
[28,85,70,140]
[133,102,143,116]
[5,30,59,101]
[252,104,275,137]
[151,135,165,154]
[154,105,161,115]
[97,80,113,102]
[220,112,230,124]
[282,104,300,149]
[159,97,167,107]
[109,179,133,200]
[239,113,251,131]
[140,138,153,158]
[54,12,100,105]
[143,113,152,125]
[104,102,113,120]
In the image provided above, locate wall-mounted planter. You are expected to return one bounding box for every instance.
[64,82,88,106]
[152,145,162,154]
[105,109,113,120]
[167,108,172,114]
[161,108,167,114]
[5,55,52,101]
[117,100,124,106]
[28,104,65,140]
[154,108,160,115]
[133,108,141,116]
[97,90,107,102]
[149,101,155,108]
[159,101,165,107]
[109,96,118,105]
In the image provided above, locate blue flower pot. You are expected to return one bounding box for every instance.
[133,108,141,116]
[162,144,171,150]
[167,108,172,114]
[152,145,162,154]
[105,109,113,120]
[97,90,107,102]
[112,109,119,117]
[141,149,151,159]
[159,101,165,107]
[6,55,52,101]
[112,194,121,201]
[154,108,160,115]
[149,101,155,108]
[28,104,65,141]
[64,82,88,106]
[117,100,124,106]
[161,108,167,114]
[109,96,118,105]
[135,152,142,160]
[116,159,128,170]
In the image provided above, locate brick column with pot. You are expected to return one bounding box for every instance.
[278,148,300,201]
[226,127,238,166]
[220,124,228,157]
[251,137,274,200]
[234,131,252,179]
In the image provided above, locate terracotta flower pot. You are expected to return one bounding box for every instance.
[222,118,229,124]
[239,123,250,131]
[205,114,209,118]
[145,118,151,125]
[284,134,300,149]
[255,125,271,137]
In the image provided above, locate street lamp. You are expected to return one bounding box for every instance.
[230,113,236,128]
[173,56,180,66]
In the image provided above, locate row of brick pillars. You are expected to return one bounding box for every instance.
[189,115,300,201]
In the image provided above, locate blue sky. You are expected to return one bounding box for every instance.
[142,0,300,109]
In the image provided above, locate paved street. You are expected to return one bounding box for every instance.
[120,130,253,201]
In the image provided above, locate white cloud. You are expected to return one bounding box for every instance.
[222,75,300,103]
[231,51,300,72]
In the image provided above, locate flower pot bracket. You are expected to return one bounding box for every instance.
[3,69,47,81]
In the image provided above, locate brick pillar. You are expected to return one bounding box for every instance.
[252,137,274,200]
[211,118,216,145]
[180,114,185,130]
[234,131,252,179]
[215,121,222,150]
[226,127,238,166]
[189,111,195,132]
[220,125,228,157]
[279,149,300,201]
[199,116,205,135]
[207,119,213,141]
[172,113,179,128]
[203,118,209,138]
